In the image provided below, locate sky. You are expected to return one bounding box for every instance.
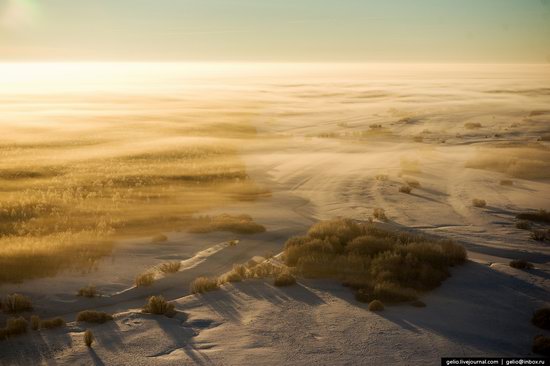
[0,0,549,63]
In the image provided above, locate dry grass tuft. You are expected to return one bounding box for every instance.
[40,317,66,330]
[190,277,219,294]
[76,310,113,324]
[472,199,487,208]
[509,259,534,270]
[284,218,466,304]
[2,293,32,313]
[373,208,387,221]
[219,271,243,283]
[0,317,28,341]
[368,300,384,311]
[135,272,155,287]
[273,272,296,287]
[247,262,283,278]
[84,330,94,347]
[142,296,176,317]
[159,262,181,274]
[30,315,40,330]
[77,285,98,298]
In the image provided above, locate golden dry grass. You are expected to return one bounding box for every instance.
[0,317,28,341]
[472,199,487,208]
[273,272,296,287]
[2,293,32,314]
[135,272,155,287]
[0,112,264,283]
[368,300,384,311]
[77,285,98,298]
[190,277,220,294]
[158,262,181,274]
[39,317,66,330]
[142,296,176,317]
[76,310,113,324]
[84,330,94,347]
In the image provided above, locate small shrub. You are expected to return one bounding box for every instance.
[77,285,98,298]
[531,230,548,242]
[6,317,28,336]
[40,317,65,329]
[399,185,412,194]
[273,272,296,287]
[2,293,32,313]
[533,335,550,356]
[515,221,532,230]
[532,308,550,329]
[368,300,384,312]
[30,315,40,330]
[472,199,487,208]
[76,310,113,324]
[135,272,155,287]
[159,262,181,274]
[232,264,249,278]
[410,300,426,308]
[464,122,482,129]
[500,180,514,186]
[284,218,465,305]
[143,296,176,317]
[190,277,219,294]
[516,210,550,224]
[84,330,94,347]
[221,271,243,283]
[509,259,534,270]
[0,317,28,340]
[373,208,387,221]
[248,262,282,278]
[152,234,168,243]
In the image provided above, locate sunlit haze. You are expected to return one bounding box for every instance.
[1,0,549,62]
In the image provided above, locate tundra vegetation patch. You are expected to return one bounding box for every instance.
[283,218,466,304]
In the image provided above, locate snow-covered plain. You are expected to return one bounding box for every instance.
[1,63,549,365]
